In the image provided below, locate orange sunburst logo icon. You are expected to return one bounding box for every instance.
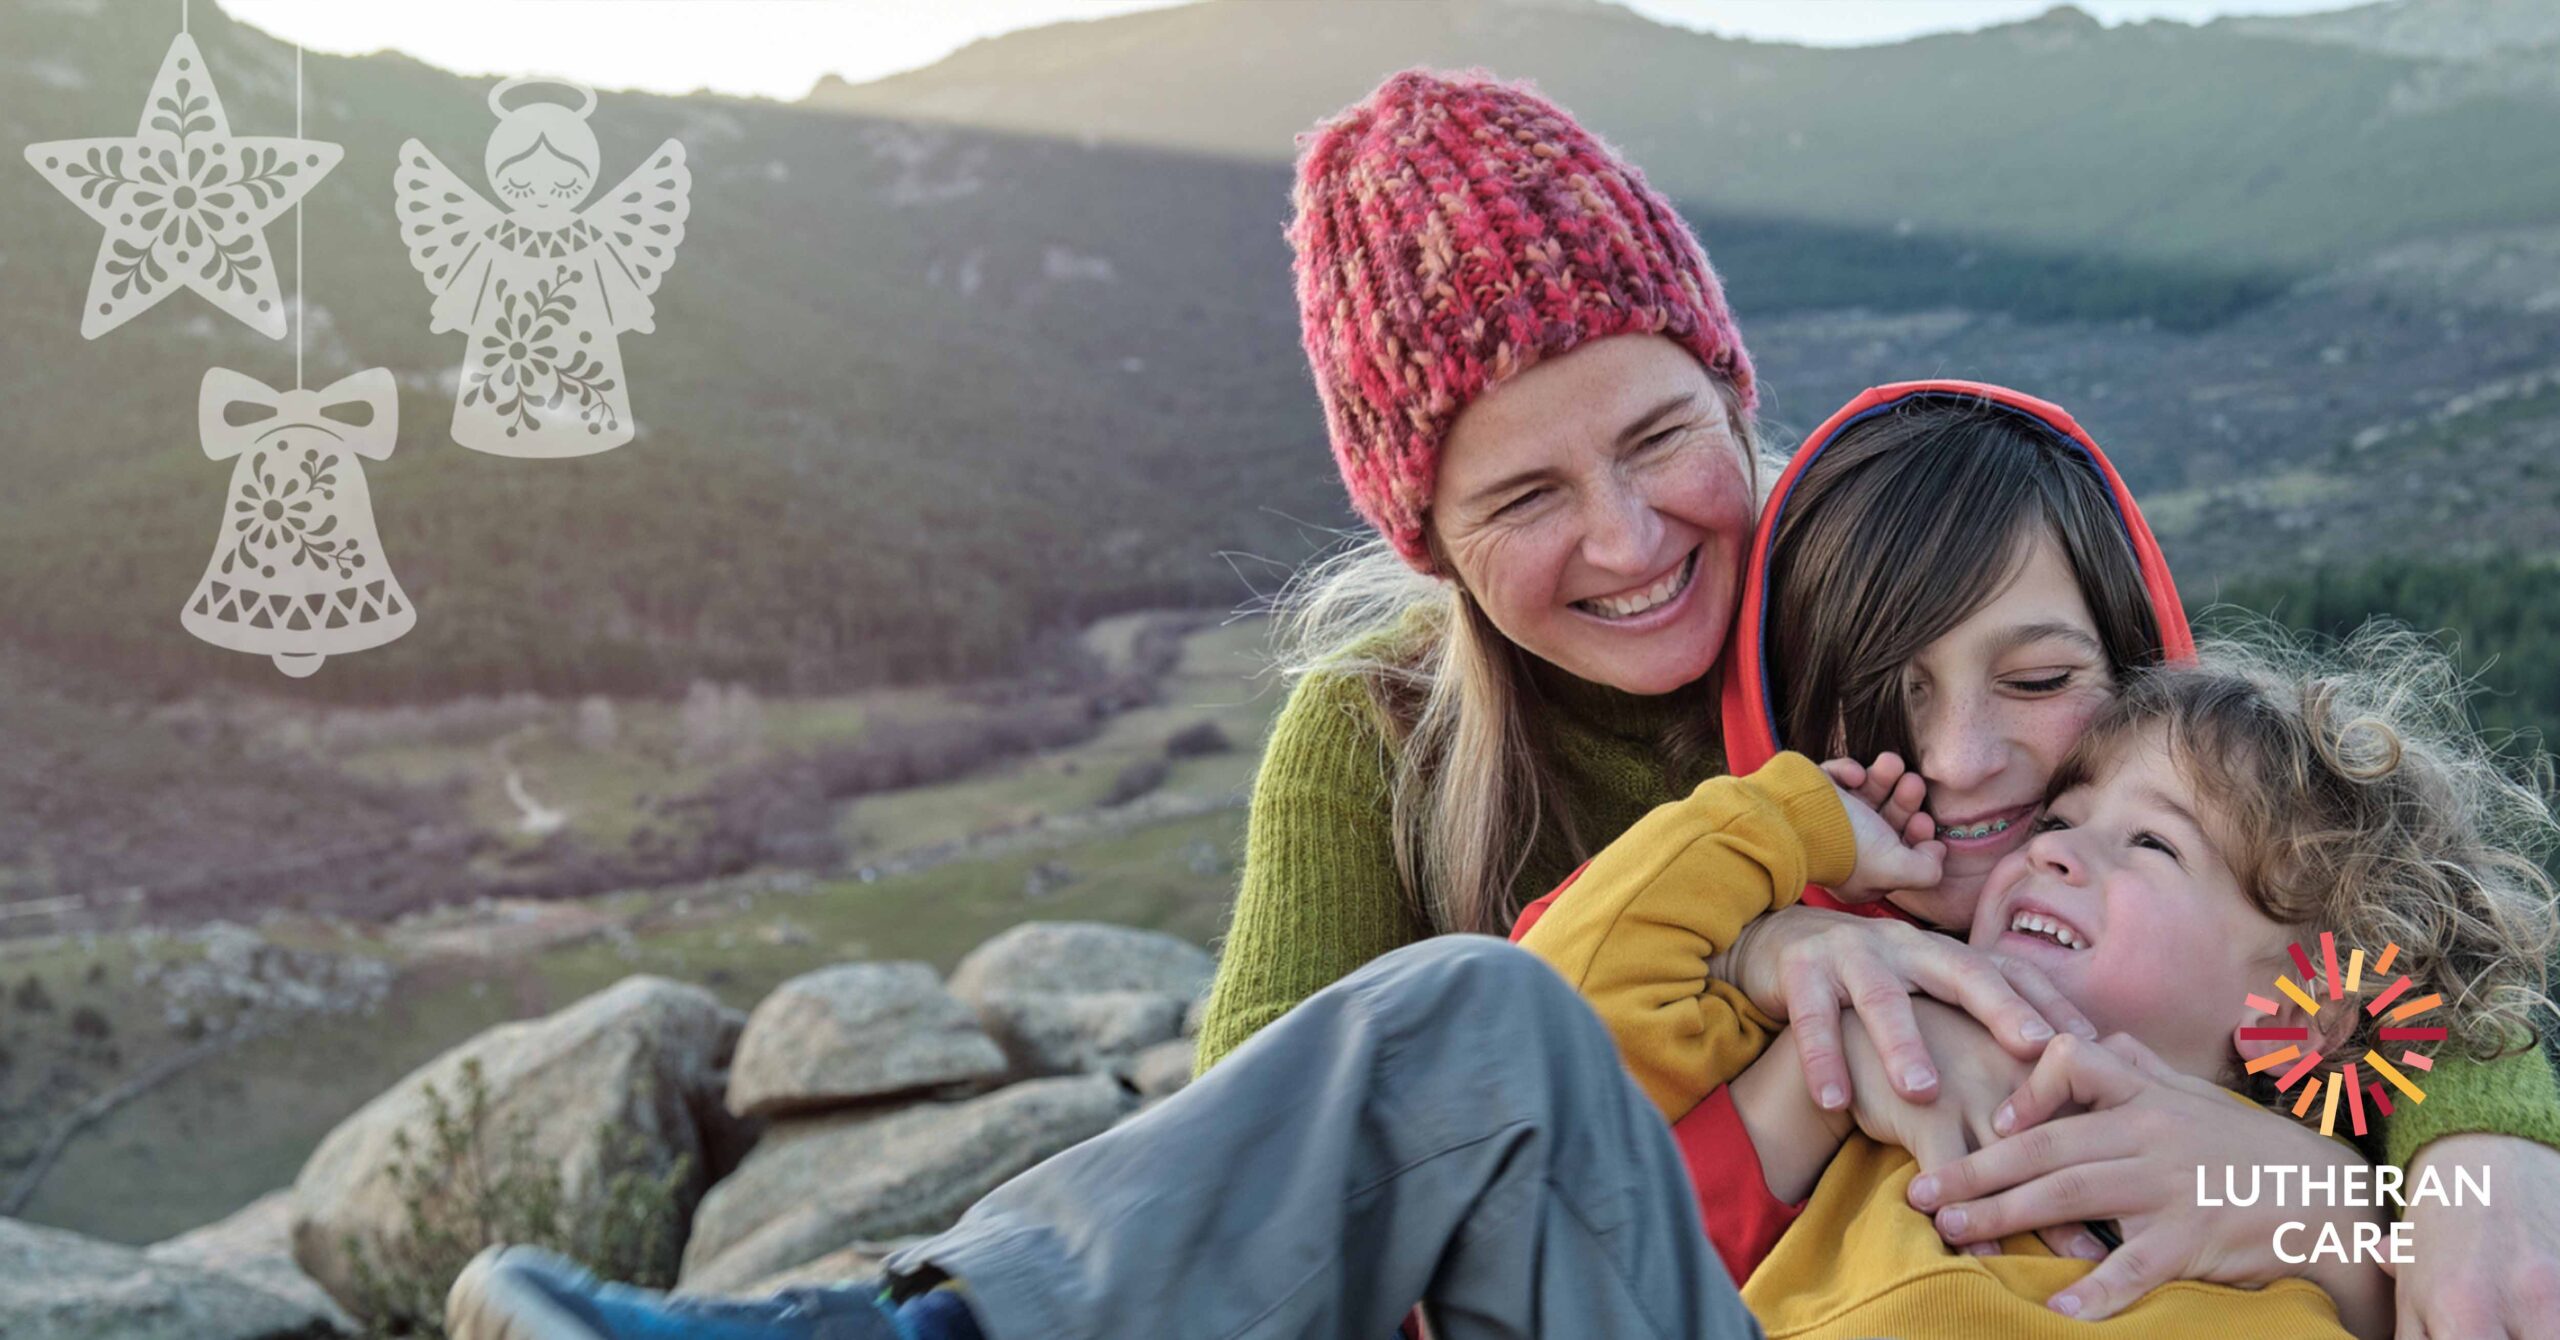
[2241,931,2441,1138]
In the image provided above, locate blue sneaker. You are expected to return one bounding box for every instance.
[445,1244,905,1340]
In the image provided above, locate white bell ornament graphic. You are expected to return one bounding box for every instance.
[180,366,415,677]
[394,76,690,458]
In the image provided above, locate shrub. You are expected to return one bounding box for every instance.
[13,975,51,1013]
[1104,758,1170,807]
[1162,720,1231,759]
[69,1006,110,1041]
[339,1056,693,1337]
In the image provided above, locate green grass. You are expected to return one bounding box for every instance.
[13,955,523,1245]
[2140,468,2355,538]
[7,805,1244,1246]
[2,615,1273,1244]
[324,686,909,853]
[841,618,1280,861]
[662,808,1242,983]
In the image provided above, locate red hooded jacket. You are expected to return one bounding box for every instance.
[1510,380,2194,1280]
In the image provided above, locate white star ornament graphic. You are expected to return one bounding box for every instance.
[22,33,340,340]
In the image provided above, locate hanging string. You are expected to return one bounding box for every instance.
[295,41,304,389]
[181,0,187,34]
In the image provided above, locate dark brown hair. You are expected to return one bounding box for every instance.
[2049,622,2556,1092]
[1765,399,2163,761]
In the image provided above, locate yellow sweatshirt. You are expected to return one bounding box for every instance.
[1519,752,2354,1338]
[1516,750,1857,1120]
[1744,1136,2347,1339]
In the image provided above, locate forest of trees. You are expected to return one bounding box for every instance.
[1699,209,2292,333]
[2218,554,2560,756]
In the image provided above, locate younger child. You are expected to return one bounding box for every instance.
[1527,626,2558,1338]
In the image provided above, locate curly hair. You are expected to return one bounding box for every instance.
[2049,616,2559,1093]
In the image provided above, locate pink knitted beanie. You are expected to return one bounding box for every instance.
[1290,69,1755,572]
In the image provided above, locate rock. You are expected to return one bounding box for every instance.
[973,989,1185,1078]
[0,1215,344,1339]
[290,976,745,1312]
[145,1191,353,1333]
[694,1236,928,1299]
[1122,1038,1196,1100]
[1021,860,1076,900]
[945,922,1212,1005]
[679,1074,1134,1293]
[725,963,1007,1119]
[1183,993,1207,1038]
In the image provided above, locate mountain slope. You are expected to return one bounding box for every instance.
[808,0,2560,270]
[0,1,1327,699]
[0,0,2281,701]
[2228,0,2560,62]
[3,0,2556,703]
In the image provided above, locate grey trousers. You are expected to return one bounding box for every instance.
[881,935,1763,1340]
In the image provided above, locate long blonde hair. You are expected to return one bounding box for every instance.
[1265,392,1759,937]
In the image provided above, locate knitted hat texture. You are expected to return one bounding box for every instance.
[1289,69,1754,572]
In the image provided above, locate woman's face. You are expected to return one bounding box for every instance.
[1891,528,2119,929]
[1429,335,1754,696]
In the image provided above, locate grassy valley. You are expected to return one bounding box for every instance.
[1,614,1280,1243]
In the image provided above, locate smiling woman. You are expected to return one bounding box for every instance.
[1430,337,1757,698]
[1188,69,1766,1071]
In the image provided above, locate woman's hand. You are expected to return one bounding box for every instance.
[1712,904,2093,1111]
[1908,1032,2387,1328]
[2393,1133,2560,1338]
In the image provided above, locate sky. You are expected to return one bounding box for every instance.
[216,0,2371,102]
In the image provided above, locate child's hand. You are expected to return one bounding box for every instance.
[1838,1003,2111,1262]
[1819,753,1944,903]
[1836,1002,1984,1170]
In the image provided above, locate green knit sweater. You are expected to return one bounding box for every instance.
[1194,656,1719,1071]
[1195,660,2560,1171]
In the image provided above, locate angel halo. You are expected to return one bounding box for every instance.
[482,76,599,230]
[396,76,690,458]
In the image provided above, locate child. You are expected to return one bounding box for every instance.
[1529,625,2558,1338]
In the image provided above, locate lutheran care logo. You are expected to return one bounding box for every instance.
[2241,932,2441,1138]
[2206,932,2485,1267]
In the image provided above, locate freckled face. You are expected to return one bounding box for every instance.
[1429,335,1755,697]
[1887,531,2118,929]
[1968,733,2291,1080]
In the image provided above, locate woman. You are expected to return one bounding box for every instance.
[1190,66,1770,1069]
[449,66,1800,1340]
[1514,382,2560,1329]
[1202,68,2560,1332]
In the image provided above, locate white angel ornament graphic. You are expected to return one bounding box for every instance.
[394,77,689,458]
[182,367,415,678]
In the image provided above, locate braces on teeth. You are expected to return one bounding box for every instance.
[1941,816,2012,840]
